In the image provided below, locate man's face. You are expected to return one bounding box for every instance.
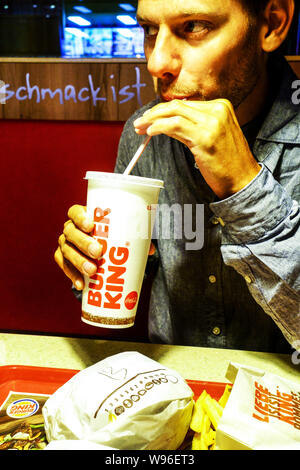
[137,0,266,109]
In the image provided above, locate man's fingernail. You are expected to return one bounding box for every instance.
[83,220,93,232]
[134,117,143,127]
[75,280,83,290]
[88,243,101,258]
[83,261,96,275]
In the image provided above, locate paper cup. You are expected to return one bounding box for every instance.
[81,172,164,329]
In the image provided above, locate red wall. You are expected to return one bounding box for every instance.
[0,119,150,341]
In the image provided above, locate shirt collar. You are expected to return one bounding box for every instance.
[256,56,300,145]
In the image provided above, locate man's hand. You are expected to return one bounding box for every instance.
[54,205,102,291]
[133,99,261,199]
[54,205,157,290]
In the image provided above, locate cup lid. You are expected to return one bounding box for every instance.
[85,171,164,189]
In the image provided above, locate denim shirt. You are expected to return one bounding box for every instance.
[115,58,300,354]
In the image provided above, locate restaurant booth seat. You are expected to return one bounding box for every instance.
[0,119,150,342]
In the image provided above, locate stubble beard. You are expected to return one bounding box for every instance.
[155,23,264,110]
[217,23,264,109]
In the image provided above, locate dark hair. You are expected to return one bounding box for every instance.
[240,0,270,16]
[241,0,296,55]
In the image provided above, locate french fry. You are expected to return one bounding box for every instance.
[202,395,222,430]
[201,413,212,448]
[190,390,207,432]
[191,431,209,450]
[204,428,216,447]
[212,398,224,416]
[199,433,209,450]
[201,412,211,434]
[191,432,203,450]
[191,408,211,450]
[218,384,232,408]
[189,385,232,451]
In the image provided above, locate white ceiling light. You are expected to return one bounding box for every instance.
[119,3,135,12]
[116,15,137,26]
[73,6,92,14]
[67,16,91,26]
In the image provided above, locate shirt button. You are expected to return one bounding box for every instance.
[209,275,217,284]
[244,275,252,284]
[212,326,221,336]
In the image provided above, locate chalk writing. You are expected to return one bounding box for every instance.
[1,66,147,107]
[0,80,6,104]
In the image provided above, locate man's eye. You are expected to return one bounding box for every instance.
[142,25,158,37]
[184,21,210,34]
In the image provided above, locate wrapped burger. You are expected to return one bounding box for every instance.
[42,351,194,450]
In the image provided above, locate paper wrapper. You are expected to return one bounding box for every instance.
[45,440,116,450]
[42,352,193,450]
[216,362,300,450]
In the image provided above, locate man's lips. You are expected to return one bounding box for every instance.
[161,91,203,102]
[161,94,190,102]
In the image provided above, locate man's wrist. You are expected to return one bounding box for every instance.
[209,164,293,244]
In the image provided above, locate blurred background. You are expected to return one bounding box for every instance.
[0,0,145,58]
[0,0,299,58]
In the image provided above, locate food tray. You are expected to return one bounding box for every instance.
[0,365,228,450]
[0,365,227,406]
[0,365,79,406]
[187,379,228,401]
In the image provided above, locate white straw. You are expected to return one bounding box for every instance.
[123,135,152,175]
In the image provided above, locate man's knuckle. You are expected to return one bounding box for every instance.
[60,243,66,256]
[214,101,226,116]
[63,219,72,229]
[172,99,181,108]
[215,99,233,119]
[63,221,74,238]
[59,238,69,256]
[208,125,218,140]
[54,248,61,264]
[203,129,218,153]
[173,116,182,129]
[67,204,77,216]
[68,204,83,222]
[58,234,65,246]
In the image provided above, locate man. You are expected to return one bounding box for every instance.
[55,0,300,353]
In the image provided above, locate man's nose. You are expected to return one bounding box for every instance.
[147,28,181,79]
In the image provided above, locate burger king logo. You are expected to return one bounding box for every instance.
[7,399,39,419]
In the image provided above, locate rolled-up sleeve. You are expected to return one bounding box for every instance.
[209,164,300,347]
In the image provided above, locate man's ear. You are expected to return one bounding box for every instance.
[259,0,295,52]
